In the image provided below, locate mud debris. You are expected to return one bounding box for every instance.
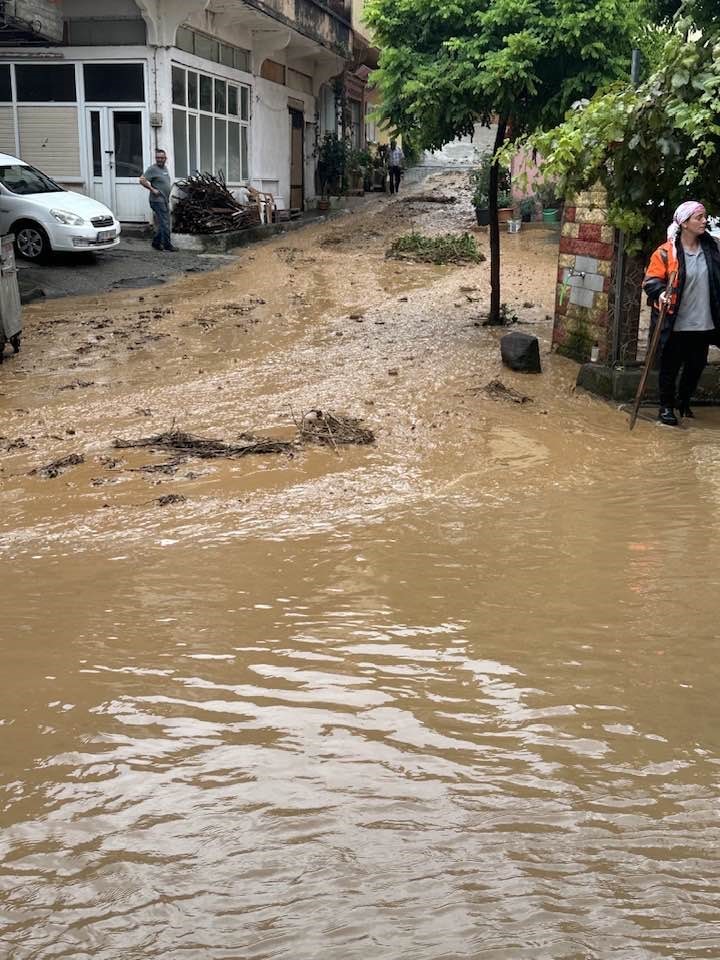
[58,380,95,391]
[402,194,457,204]
[114,430,294,459]
[296,410,375,448]
[480,379,534,404]
[154,494,187,507]
[31,454,85,479]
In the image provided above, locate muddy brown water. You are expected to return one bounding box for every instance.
[2,184,720,958]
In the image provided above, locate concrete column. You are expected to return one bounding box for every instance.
[553,187,618,363]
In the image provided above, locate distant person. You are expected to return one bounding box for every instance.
[388,139,405,195]
[139,148,177,252]
[643,200,720,425]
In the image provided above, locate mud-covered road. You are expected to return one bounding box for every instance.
[3,172,720,960]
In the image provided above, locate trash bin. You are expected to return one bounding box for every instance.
[0,233,21,364]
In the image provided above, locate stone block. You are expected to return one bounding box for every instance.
[561,221,580,239]
[569,286,596,309]
[600,225,615,245]
[596,259,613,278]
[594,292,609,312]
[579,223,602,242]
[558,253,575,269]
[500,331,542,373]
[559,237,614,260]
[565,206,577,222]
[575,206,608,225]
[569,272,605,293]
[574,255,599,275]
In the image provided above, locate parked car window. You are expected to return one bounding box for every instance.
[0,164,64,195]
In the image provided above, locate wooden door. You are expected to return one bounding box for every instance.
[289,108,304,211]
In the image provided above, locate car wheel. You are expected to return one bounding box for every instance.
[14,222,50,262]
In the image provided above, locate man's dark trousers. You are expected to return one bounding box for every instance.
[389,166,401,194]
[150,196,172,250]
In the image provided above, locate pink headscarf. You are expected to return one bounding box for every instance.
[667,200,705,241]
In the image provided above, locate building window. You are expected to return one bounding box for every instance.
[0,66,10,103]
[16,64,76,103]
[175,26,251,74]
[260,60,286,85]
[172,65,250,182]
[287,69,312,95]
[84,64,144,103]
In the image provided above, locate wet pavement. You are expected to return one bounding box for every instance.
[2,172,720,959]
[16,236,238,301]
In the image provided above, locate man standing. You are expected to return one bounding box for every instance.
[388,139,405,195]
[139,148,177,252]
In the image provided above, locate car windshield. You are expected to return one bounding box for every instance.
[0,163,64,195]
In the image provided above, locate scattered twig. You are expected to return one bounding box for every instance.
[30,454,85,479]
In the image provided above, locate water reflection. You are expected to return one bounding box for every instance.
[2,471,720,958]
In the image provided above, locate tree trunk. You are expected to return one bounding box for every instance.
[486,116,508,326]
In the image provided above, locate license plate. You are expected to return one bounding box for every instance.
[98,229,116,241]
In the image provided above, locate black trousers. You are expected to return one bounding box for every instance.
[389,166,401,194]
[658,330,713,408]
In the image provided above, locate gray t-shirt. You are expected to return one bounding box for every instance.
[143,164,172,201]
[675,248,714,331]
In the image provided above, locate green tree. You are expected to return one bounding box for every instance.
[522,20,720,254]
[365,0,644,323]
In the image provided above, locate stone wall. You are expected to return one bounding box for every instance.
[553,186,617,363]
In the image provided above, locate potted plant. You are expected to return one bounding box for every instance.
[347,147,370,195]
[519,196,536,222]
[316,132,347,209]
[536,180,561,223]
[497,190,513,224]
[469,150,511,227]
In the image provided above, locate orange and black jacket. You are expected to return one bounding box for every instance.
[643,233,720,341]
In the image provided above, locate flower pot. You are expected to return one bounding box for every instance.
[507,219,522,234]
[542,208,559,223]
[318,198,331,212]
[475,207,490,226]
[521,213,532,223]
[498,207,513,224]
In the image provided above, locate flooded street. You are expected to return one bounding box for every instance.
[2,175,720,958]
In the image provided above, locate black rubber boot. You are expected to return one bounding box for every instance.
[678,401,694,419]
[659,407,679,426]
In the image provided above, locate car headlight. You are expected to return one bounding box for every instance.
[50,209,86,226]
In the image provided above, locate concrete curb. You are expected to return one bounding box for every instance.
[577,361,720,405]
[172,210,343,254]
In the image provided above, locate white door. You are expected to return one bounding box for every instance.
[86,107,148,222]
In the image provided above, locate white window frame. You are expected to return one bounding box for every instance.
[0,58,150,185]
[171,57,252,185]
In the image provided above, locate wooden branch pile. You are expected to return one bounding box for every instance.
[173,172,263,235]
[114,430,294,458]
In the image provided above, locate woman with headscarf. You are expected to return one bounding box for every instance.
[643,201,720,425]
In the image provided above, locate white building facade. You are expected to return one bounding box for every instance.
[0,0,352,220]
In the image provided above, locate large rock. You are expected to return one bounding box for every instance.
[500,331,542,373]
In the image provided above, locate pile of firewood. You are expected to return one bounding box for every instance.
[173,172,263,235]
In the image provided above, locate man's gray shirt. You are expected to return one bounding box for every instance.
[143,164,172,201]
[675,248,714,332]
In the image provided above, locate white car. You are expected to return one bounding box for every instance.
[0,152,120,261]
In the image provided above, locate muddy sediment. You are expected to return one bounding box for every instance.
[3,172,717,960]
